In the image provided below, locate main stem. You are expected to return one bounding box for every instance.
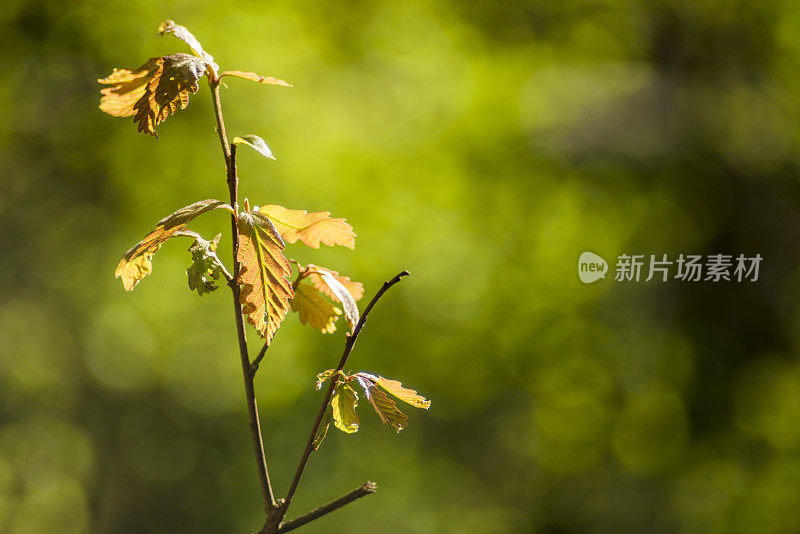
[211,80,278,519]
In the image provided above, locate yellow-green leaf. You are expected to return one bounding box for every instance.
[115,199,228,291]
[315,369,338,390]
[259,205,355,250]
[220,70,292,87]
[369,388,409,433]
[237,210,294,344]
[356,373,431,409]
[352,373,430,432]
[331,383,359,433]
[233,135,275,160]
[373,375,431,409]
[291,281,342,334]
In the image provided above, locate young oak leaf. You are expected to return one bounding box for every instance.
[115,200,229,291]
[316,370,430,434]
[258,205,356,250]
[352,373,431,433]
[220,70,292,87]
[237,210,294,344]
[361,382,408,432]
[98,59,161,118]
[306,265,364,302]
[233,135,275,160]
[290,265,359,334]
[291,280,342,334]
[315,269,359,334]
[331,383,360,433]
[315,369,338,390]
[186,233,226,296]
[361,373,432,409]
[99,53,206,138]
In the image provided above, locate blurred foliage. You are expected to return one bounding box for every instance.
[3,0,800,532]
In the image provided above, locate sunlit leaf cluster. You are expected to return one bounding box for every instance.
[314,371,431,448]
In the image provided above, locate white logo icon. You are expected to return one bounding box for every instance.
[578,252,608,284]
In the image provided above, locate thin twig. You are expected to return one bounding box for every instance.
[211,250,234,282]
[274,482,377,533]
[276,271,410,525]
[210,80,279,518]
[251,342,269,374]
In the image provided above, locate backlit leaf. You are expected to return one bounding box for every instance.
[315,269,359,334]
[99,54,206,138]
[291,281,342,334]
[351,373,430,432]
[237,210,294,344]
[313,406,333,451]
[98,59,161,118]
[331,383,360,433]
[220,70,292,87]
[353,375,408,433]
[259,205,356,250]
[115,200,228,291]
[363,373,431,409]
[233,135,275,160]
[307,266,364,302]
[135,54,206,137]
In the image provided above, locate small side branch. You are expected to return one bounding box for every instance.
[251,342,269,374]
[274,271,410,526]
[275,482,377,533]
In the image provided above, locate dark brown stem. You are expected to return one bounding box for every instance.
[274,482,377,533]
[210,80,279,518]
[251,342,269,374]
[276,271,410,525]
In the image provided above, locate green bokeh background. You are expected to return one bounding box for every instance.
[3,0,800,532]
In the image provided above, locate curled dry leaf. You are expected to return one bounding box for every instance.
[158,20,218,75]
[237,210,294,344]
[115,200,228,291]
[99,53,206,137]
[259,204,356,250]
[316,269,359,334]
[220,70,292,87]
